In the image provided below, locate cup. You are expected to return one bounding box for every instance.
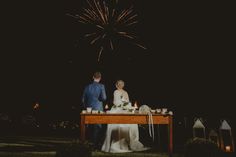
[162,108,167,114]
[151,109,156,113]
[82,110,86,113]
[168,111,173,115]
[86,107,92,113]
[132,109,135,113]
[156,108,161,113]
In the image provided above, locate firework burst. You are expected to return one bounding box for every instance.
[67,0,146,62]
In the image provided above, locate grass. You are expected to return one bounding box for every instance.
[0,136,183,157]
[0,152,183,157]
[93,151,183,157]
[0,152,55,157]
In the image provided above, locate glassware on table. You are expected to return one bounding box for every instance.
[161,108,168,114]
[156,108,161,113]
[86,107,92,113]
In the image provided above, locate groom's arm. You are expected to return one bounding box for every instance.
[82,87,87,109]
[99,85,107,101]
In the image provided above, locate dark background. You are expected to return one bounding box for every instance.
[1,1,235,126]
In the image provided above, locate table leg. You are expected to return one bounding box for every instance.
[80,115,85,142]
[168,116,173,156]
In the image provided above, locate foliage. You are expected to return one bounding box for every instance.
[184,138,222,157]
[56,141,92,157]
[111,102,134,111]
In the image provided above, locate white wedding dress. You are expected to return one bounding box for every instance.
[101,89,148,153]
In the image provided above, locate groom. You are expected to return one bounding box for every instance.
[82,72,107,148]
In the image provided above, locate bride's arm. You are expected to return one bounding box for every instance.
[125,91,129,102]
[121,91,129,103]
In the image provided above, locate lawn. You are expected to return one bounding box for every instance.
[0,136,182,157]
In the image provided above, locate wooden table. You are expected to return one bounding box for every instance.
[80,113,173,155]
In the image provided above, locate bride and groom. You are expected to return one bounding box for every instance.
[82,72,148,153]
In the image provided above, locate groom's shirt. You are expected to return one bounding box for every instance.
[82,81,106,111]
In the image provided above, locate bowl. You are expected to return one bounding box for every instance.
[168,111,173,115]
[156,109,161,113]
[92,110,98,114]
[162,108,168,113]
[151,109,156,113]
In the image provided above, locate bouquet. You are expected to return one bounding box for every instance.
[112,102,136,112]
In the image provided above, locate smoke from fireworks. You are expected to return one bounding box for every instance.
[67,0,146,62]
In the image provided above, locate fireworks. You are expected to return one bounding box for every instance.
[67,0,146,62]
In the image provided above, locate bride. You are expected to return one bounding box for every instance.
[101,80,148,153]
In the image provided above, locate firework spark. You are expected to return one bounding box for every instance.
[67,0,146,62]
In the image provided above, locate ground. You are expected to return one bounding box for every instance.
[0,136,182,157]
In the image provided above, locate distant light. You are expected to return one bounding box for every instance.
[225,146,231,152]
[33,103,39,110]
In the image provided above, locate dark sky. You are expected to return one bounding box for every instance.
[1,1,235,120]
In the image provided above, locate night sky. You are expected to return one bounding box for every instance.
[1,1,235,121]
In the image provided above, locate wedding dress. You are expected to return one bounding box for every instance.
[101,89,148,153]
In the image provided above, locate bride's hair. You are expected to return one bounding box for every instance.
[116,80,125,89]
